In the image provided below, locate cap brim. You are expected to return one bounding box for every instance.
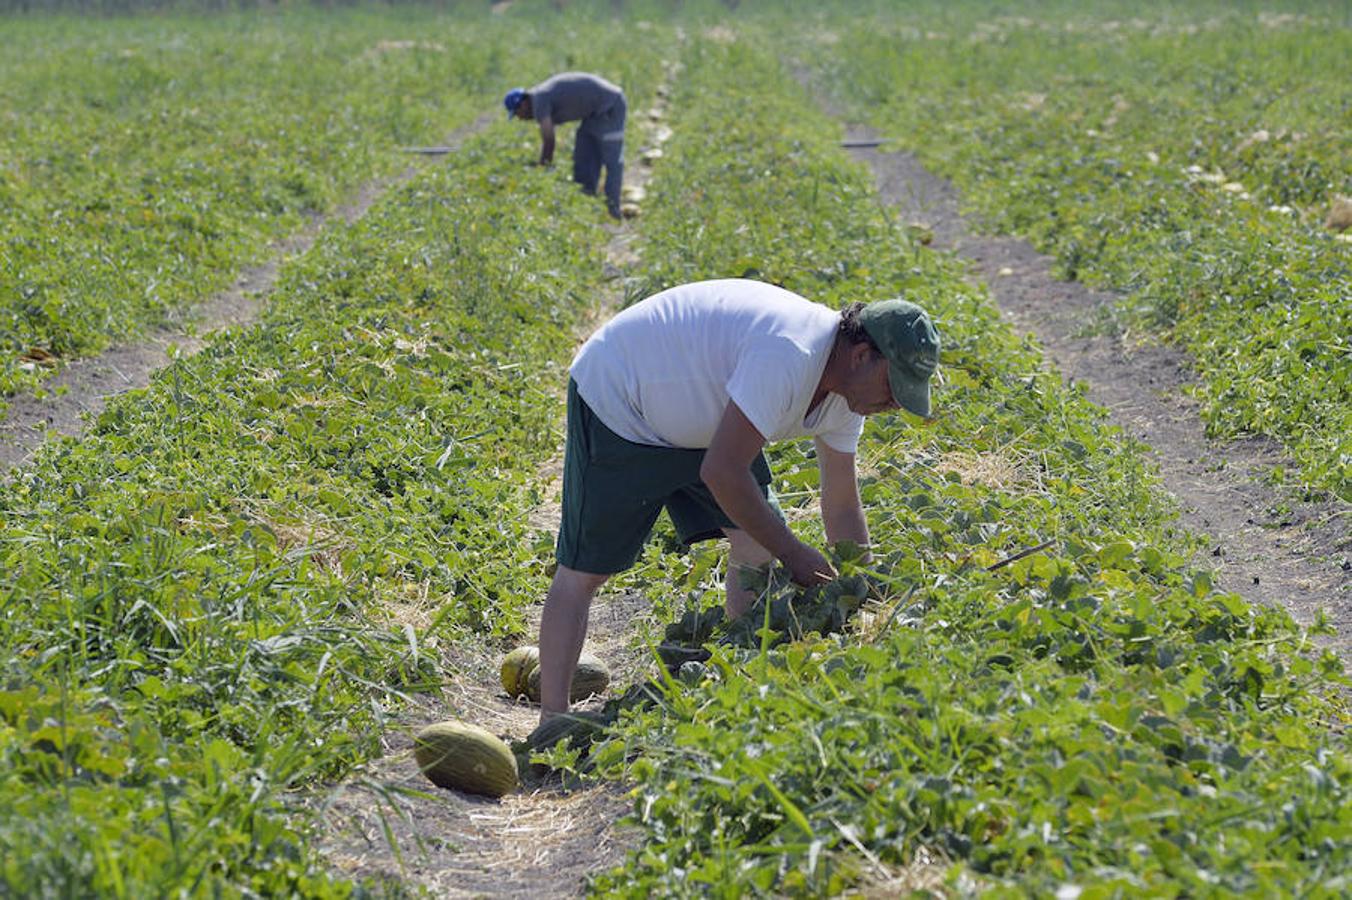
[888,365,931,417]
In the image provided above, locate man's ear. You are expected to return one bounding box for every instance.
[850,340,876,368]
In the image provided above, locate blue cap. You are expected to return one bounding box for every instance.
[503,88,526,119]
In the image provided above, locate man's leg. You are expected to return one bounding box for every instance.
[537,565,610,722]
[723,528,773,620]
[600,133,624,218]
[598,101,626,217]
[572,129,602,194]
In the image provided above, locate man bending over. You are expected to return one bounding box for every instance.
[536,278,942,722]
[504,71,626,219]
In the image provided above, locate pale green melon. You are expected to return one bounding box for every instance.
[413,720,518,798]
[525,652,611,704]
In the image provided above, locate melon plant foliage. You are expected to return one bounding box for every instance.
[0,2,1346,898]
[580,25,1348,898]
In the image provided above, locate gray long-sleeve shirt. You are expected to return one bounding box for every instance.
[528,72,624,124]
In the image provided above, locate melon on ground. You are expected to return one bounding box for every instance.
[499,645,540,697]
[524,651,611,703]
[413,720,518,798]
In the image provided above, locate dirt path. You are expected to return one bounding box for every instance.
[0,112,496,473]
[317,68,682,897]
[314,593,650,898]
[837,124,1349,661]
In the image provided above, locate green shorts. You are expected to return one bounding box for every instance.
[556,379,778,575]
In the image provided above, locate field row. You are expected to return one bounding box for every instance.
[579,31,1347,897]
[796,3,1351,499]
[0,10,672,892]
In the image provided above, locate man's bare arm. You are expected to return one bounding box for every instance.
[537,118,556,166]
[815,437,870,552]
[701,403,836,586]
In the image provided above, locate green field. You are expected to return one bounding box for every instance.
[800,0,1351,499]
[0,1,1347,897]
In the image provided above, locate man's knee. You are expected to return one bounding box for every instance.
[723,528,773,565]
[551,564,611,595]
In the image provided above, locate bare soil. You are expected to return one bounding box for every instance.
[0,112,496,472]
[316,591,655,899]
[838,124,1349,661]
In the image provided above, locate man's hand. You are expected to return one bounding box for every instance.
[783,540,837,587]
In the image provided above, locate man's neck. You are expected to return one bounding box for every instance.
[809,337,845,414]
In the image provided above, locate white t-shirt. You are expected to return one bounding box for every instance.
[570,279,864,453]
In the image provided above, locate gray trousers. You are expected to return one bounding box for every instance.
[573,96,626,213]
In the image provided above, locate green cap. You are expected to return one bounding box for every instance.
[858,298,941,417]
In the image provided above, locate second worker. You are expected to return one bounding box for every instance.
[505,71,627,219]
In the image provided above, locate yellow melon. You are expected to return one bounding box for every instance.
[500,646,540,697]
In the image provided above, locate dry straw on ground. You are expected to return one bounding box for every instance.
[1325,195,1352,232]
[933,450,1023,491]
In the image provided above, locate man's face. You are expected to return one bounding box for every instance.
[841,346,899,416]
[515,97,532,120]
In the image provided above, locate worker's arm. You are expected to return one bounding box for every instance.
[701,403,836,587]
[537,117,556,166]
[815,437,870,555]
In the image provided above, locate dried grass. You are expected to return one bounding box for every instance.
[322,752,635,899]
[266,514,350,579]
[934,449,1022,490]
[1325,195,1352,232]
[366,40,445,56]
[703,25,737,45]
[382,580,439,632]
[1102,95,1130,128]
[843,844,954,897]
[1236,128,1271,153]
